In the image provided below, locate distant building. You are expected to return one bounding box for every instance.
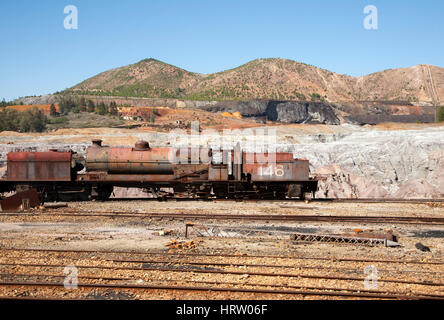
[117,106,168,121]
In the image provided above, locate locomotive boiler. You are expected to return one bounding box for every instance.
[0,140,318,201]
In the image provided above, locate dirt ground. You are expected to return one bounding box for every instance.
[0,200,442,300]
[1,200,443,255]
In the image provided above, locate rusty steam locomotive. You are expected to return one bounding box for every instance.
[0,140,317,201]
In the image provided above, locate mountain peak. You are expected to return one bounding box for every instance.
[67,58,443,104]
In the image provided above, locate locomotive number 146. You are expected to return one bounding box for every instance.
[258,165,285,177]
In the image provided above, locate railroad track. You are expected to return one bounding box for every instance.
[1,248,443,300]
[2,272,443,300]
[0,280,440,300]
[3,247,444,265]
[2,256,443,281]
[3,249,444,280]
[104,197,444,203]
[0,280,432,300]
[1,210,443,225]
[3,260,441,287]
[321,198,444,204]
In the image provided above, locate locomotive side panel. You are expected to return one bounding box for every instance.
[208,164,229,181]
[242,152,310,182]
[7,151,72,182]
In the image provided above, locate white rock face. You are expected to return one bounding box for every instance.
[288,125,444,198]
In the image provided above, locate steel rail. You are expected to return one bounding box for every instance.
[0,272,132,281]
[103,197,444,203]
[1,211,443,225]
[2,272,443,299]
[107,258,444,275]
[2,252,441,275]
[0,280,437,300]
[1,261,442,287]
[2,247,443,265]
[3,250,441,275]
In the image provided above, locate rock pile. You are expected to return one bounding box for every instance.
[204,100,340,124]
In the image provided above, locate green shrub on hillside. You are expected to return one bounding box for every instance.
[437,106,444,122]
[310,92,322,101]
[47,116,68,124]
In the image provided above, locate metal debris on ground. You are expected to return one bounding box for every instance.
[157,229,173,236]
[0,189,40,211]
[415,242,431,252]
[347,229,398,242]
[290,231,400,247]
[43,203,68,209]
[166,239,197,250]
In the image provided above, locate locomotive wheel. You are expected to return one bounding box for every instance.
[92,186,113,201]
[57,191,90,202]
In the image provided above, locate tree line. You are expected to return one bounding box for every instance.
[0,107,47,132]
[57,96,118,116]
[0,96,122,133]
[0,99,16,108]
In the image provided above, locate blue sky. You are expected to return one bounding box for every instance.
[0,0,443,101]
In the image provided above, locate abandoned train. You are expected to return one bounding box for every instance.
[0,140,317,201]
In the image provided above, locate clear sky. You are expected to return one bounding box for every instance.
[0,0,443,101]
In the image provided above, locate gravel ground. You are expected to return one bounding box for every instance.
[0,200,442,299]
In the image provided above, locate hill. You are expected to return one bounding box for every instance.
[67,58,444,105]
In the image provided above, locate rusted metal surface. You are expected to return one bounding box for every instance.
[348,230,398,242]
[7,151,72,181]
[3,141,318,200]
[232,143,242,181]
[172,147,212,164]
[134,140,150,151]
[243,159,310,181]
[208,164,228,181]
[172,164,208,181]
[286,184,303,197]
[290,232,400,247]
[86,141,174,174]
[78,173,178,183]
[0,188,40,211]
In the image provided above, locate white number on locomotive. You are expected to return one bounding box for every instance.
[258,165,285,177]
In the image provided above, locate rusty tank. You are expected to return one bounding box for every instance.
[86,140,174,174]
